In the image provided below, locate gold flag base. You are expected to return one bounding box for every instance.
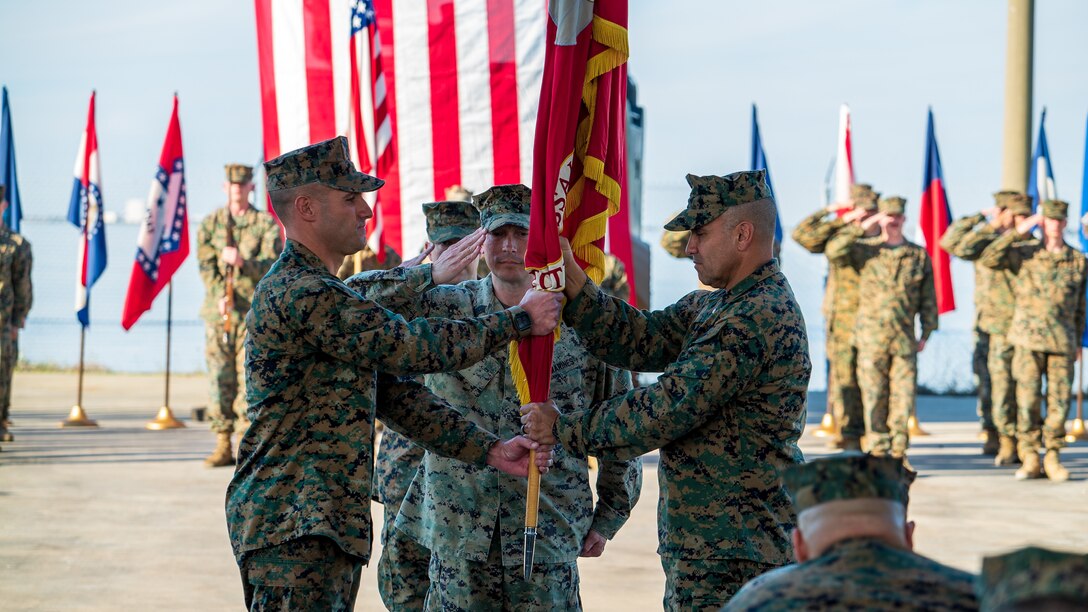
[908,415,931,437]
[60,405,98,428]
[1065,418,1088,443]
[812,412,838,438]
[146,406,186,430]
[976,431,989,441]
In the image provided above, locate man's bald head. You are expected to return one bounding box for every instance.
[793,498,913,562]
[720,198,778,247]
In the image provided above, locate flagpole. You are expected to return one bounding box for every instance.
[146,282,184,430]
[60,325,97,427]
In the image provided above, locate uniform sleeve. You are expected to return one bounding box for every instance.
[197,215,223,296]
[952,224,1000,261]
[978,230,1023,271]
[11,239,32,328]
[241,218,283,281]
[824,224,866,268]
[294,277,522,375]
[563,281,697,372]
[346,264,436,316]
[556,317,767,460]
[588,366,642,539]
[919,253,939,343]
[790,209,843,254]
[939,213,985,258]
[375,372,497,466]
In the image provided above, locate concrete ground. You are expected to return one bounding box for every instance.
[1,372,1086,611]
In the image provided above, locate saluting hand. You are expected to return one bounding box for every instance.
[431,228,486,284]
[1016,213,1043,236]
[399,243,434,269]
[519,401,560,445]
[840,208,868,224]
[860,212,884,232]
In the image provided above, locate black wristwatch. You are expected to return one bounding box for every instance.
[513,309,533,333]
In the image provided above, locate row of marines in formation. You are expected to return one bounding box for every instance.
[699,184,1083,481]
[214,135,1085,611]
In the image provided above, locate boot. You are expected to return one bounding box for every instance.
[981,430,999,456]
[994,437,1019,466]
[825,436,845,450]
[0,428,12,443]
[840,437,862,452]
[1043,450,1069,483]
[204,433,236,468]
[1014,451,1042,480]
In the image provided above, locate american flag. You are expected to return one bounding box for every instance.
[254,0,546,258]
[347,0,393,259]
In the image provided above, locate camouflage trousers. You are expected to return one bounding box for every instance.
[858,347,917,455]
[661,556,777,611]
[1012,347,1072,453]
[827,329,865,440]
[237,535,363,612]
[988,333,1018,437]
[973,330,994,432]
[378,502,430,611]
[0,331,15,423]
[423,532,580,611]
[205,317,249,434]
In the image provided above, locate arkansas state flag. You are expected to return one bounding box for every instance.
[121,95,190,330]
[919,108,955,315]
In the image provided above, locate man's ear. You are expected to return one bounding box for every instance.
[736,220,754,251]
[791,527,809,563]
[295,193,316,221]
[904,520,916,551]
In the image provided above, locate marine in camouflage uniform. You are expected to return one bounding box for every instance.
[0,185,32,444]
[977,546,1088,611]
[196,164,282,467]
[523,170,811,610]
[725,454,978,611]
[827,197,938,458]
[979,200,1087,482]
[939,192,1030,462]
[371,198,482,611]
[351,185,642,611]
[336,243,402,279]
[792,184,880,449]
[225,136,559,611]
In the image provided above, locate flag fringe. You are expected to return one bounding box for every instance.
[509,341,532,404]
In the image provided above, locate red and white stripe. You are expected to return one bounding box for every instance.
[832,103,854,207]
[255,0,546,257]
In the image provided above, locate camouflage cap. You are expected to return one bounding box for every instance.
[423,200,481,243]
[1002,193,1032,216]
[474,184,530,231]
[444,184,473,202]
[851,184,879,211]
[663,170,773,231]
[225,163,254,185]
[993,190,1020,209]
[264,135,384,193]
[879,196,907,216]
[978,547,1088,611]
[783,453,916,514]
[1041,199,1068,220]
[660,226,691,259]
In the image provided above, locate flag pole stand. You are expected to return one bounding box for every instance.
[813,368,838,438]
[1067,352,1088,443]
[908,413,930,437]
[61,326,98,428]
[147,283,184,430]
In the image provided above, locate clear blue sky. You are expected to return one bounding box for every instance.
[4,1,1088,382]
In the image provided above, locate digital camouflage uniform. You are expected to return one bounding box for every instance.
[197,192,282,435]
[726,454,978,611]
[979,200,1087,469]
[826,198,938,457]
[599,253,629,301]
[351,186,642,611]
[0,223,32,438]
[226,136,536,611]
[940,193,1027,456]
[551,171,811,610]
[371,198,481,611]
[977,546,1088,611]
[790,184,877,445]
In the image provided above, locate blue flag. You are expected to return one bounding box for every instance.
[1027,108,1057,211]
[0,86,21,232]
[751,104,782,246]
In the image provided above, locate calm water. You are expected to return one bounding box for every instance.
[19,218,984,391]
